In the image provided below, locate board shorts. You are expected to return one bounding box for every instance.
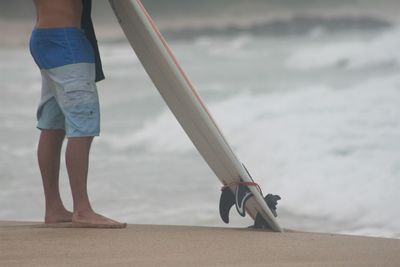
[29,27,100,137]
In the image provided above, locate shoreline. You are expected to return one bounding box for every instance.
[1,221,399,266]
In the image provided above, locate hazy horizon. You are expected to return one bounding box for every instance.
[1,0,400,23]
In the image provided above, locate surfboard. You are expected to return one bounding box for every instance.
[108,0,283,232]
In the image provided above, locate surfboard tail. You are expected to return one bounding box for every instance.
[219,179,281,229]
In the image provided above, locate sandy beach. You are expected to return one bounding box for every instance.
[1,221,399,267]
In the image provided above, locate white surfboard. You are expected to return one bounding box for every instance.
[108,0,283,232]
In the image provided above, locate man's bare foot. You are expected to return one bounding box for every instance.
[72,210,127,229]
[45,208,73,224]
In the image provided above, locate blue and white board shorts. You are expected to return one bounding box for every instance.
[29,27,100,137]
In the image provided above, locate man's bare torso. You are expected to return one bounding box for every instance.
[34,0,82,28]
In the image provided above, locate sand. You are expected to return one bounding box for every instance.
[1,221,399,267]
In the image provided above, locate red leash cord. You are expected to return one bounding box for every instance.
[221,181,263,195]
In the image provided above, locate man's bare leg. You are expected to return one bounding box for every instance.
[38,129,73,223]
[66,137,126,228]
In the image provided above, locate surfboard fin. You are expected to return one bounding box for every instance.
[265,194,281,217]
[219,187,236,224]
[220,165,281,227]
[253,194,281,229]
[234,182,254,217]
[219,181,256,224]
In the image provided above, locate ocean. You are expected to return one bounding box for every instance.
[0,0,399,238]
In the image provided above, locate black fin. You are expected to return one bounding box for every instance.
[219,187,236,224]
[252,194,281,229]
[265,194,281,217]
[254,213,270,229]
[235,183,253,217]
